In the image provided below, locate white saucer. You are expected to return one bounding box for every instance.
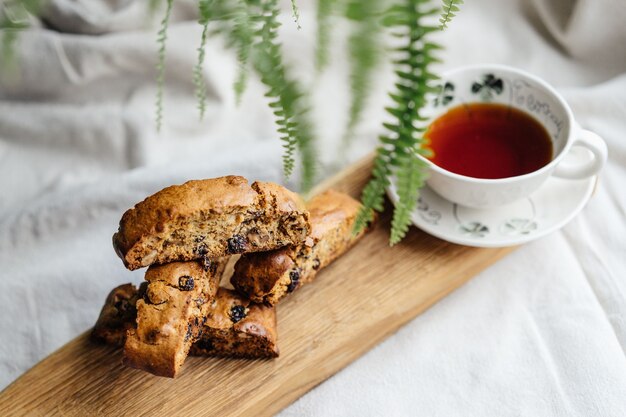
[387,174,597,248]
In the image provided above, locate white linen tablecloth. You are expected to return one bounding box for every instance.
[1,0,625,415]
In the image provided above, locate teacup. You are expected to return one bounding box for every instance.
[418,64,607,209]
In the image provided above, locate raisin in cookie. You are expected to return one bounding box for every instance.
[190,289,279,359]
[113,176,309,270]
[231,190,372,305]
[123,259,225,377]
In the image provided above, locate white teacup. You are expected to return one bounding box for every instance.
[418,64,607,209]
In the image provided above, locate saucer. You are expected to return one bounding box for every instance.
[386,174,597,248]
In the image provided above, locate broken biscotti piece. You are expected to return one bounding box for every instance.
[190,288,279,359]
[123,259,225,377]
[92,282,146,347]
[92,285,278,359]
[231,189,371,305]
[112,176,310,270]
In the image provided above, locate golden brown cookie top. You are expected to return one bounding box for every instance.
[113,176,307,263]
[308,190,362,241]
[113,176,256,254]
[252,181,307,213]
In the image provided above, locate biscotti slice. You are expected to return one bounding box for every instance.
[92,283,146,347]
[231,189,372,305]
[113,176,310,270]
[190,288,279,359]
[123,259,225,377]
[92,285,278,359]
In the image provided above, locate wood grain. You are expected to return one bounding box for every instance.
[0,155,515,416]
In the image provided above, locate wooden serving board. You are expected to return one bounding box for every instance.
[0,155,515,416]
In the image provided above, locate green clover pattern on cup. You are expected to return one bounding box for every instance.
[471,74,504,101]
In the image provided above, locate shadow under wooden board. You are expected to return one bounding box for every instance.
[0,155,516,416]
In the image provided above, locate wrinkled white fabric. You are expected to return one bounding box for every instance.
[1,0,625,415]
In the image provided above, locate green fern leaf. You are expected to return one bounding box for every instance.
[192,0,254,109]
[155,0,174,132]
[439,0,463,30]
[390,151,427,245]
[251,0,317,189]
[231,1,254,104]
[315,0,337,71]
[342,0,384,147]
[290,0,302,30]
[354,0,440,244]
[193,0,212,120]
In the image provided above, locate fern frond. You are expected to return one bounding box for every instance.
[202,0,254,105]
[290,0,301,30]
[251,0,317,189]
[231,1,254,104]
[294,105,317,190]
[191,0,315,186]
[233,64,248,104]
[342,0,383,146]
[354,0,439,244]
[155,0,174,132]
[353,146,392,233]
[315,0,336,71]
[439,0,463,30]
[194,0,211,120]
[390,152,427,245]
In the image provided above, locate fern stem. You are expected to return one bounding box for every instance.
[194,0,211,120]
[290,0,301,30]
[342,0,382,148]
[315,0,335,71]
[232,0,254,104]
[155,0,173,132]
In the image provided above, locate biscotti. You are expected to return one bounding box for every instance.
[92,284,278,359]
[92,283,146,347]
[113,176,310,270]
[231,190,370,305]
[190,289,279,359]
[123,260,225,377]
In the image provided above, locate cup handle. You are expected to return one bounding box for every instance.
[553,128,608,179]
